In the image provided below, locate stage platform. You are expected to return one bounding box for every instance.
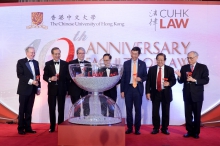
[0,122,220,146]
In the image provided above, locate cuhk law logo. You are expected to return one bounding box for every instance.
[26,12,48,29]
[148,9,189,31]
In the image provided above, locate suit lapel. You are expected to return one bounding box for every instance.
[110,67,118,75]
[187,64,191,72]
[164,65,167,78]
[128,60,132,79]
[59,60,65,75]
[33,60,39,75]
[103,67,108,77]
[153,66,158,83]
[137,59,141,77]
[50,61,56,75]
[74,59,83,73]
[25,61,32,74]
[192,63,199,76]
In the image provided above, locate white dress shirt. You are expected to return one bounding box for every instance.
[78,59,85,73]
[54,60,60,74]
[106,68,110,77]
[27,58,36,85]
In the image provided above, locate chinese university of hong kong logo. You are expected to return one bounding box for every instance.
[26,12,48,29]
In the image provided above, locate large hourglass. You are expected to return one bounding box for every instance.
[68,63,123,125]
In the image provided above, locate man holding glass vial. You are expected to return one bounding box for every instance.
[43,47,68,133]
[146,53,176,135]
[175,51,209,139]
[16,46,41,135]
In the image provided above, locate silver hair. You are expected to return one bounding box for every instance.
[25,46,35,53]
[188,51,199,57]
[76,47,85,54]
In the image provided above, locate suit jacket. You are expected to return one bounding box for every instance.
[43,60,68,96]
[17,58,41,96]
[68,59,91,96]
[98,67,120,99]
[120,59,147,96]
[146,65,176,102]
[177,63,209,102]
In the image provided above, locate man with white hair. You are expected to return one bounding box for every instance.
[16,47,41,135]
[175,51,209,139]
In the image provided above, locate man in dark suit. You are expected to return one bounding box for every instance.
[68,47,90,117]
[146,53,176,135]
[98,53,120,117]
[175,51,209,139]
[43,47,68,132]
[121,47,147,135]
[16,47,41,135]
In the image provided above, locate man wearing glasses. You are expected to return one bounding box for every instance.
[175,51,209,139]
[146,53,176,135]
[68,47,90,116]
[98,53,120,117]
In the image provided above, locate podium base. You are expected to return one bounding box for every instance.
[58,118,125,146]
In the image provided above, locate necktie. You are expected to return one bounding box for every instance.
[79,61,84,64]
[191,65,194,72]
[132,62,137,88]
[54,62,59,65]
[28,60,32,62]
[157,68,162,91]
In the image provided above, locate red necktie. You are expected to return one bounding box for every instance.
[157,68,162,91]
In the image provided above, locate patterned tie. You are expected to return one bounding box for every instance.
[132,62,137,88]
[157,68,162,91]
[191,65,194,72]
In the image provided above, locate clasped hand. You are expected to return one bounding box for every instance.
[50,76,58,81]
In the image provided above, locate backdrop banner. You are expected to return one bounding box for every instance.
[0,2,218,125]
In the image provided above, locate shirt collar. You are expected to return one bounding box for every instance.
[105,65,112,69]
[53,59,60,62]
[158,65,164,69]
[27,57,33,62]
[131,59,138,64]
[78,59,84,62]
[191,62,196,67]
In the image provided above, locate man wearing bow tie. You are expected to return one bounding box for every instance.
[175,51,209,139]
[16,47,41,135]
[43,47,68,132]
[68,47,91,116]
[98,53,120,117]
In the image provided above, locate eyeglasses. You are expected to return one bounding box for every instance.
[78,53,85,55]
[187,56,196,60]
[156,60,165,62]
[103,60,110,62]
[53,53,60,56]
